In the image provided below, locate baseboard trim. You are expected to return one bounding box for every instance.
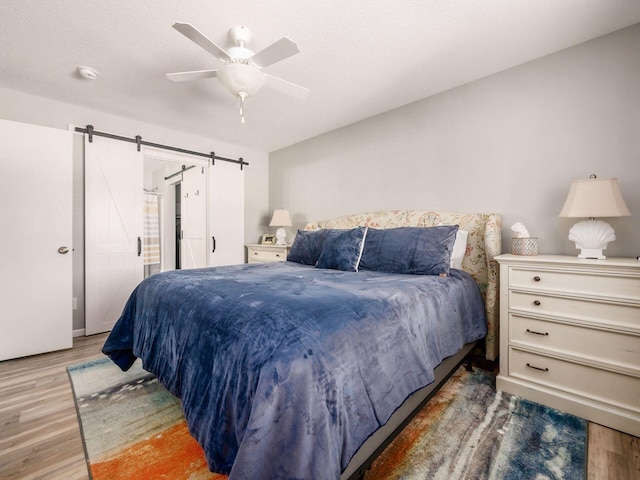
[73,329,86,338]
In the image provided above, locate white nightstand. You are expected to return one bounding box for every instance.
[246,244,291,264]
[495,254,640,437]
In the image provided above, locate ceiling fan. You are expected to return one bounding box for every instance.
[167,22,309,123]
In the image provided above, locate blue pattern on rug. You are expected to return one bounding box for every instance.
[369,367,586,479]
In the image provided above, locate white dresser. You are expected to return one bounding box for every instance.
[246,244,291,264]
[495,254,640,436]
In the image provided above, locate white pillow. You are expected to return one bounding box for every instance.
[450,229,468,270]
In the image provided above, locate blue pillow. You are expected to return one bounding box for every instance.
[316,227,368,272]
[287,229,329,265]
[359,226,458,275]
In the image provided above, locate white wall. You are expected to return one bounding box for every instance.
[0,88,270,331]
[269,24,640,258]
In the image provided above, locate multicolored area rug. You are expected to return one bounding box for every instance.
[368,366,586,479]
[68,357,586,480]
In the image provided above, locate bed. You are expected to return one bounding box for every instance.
[102,210,501,480]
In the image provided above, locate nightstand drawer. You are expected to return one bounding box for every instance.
[509,349,640,411]
[509,314,640,368]
[250,249,286,262]
[509,267,640,300]
[246,244,291,264]
[509,291,640,327]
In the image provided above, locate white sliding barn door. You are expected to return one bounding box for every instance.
[0,119,73,360]
[210,161,245,266]
[85,136,143,335]
[180,165,208,269]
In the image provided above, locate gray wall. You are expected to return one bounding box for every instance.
[269,24,640,258]
[0,88,270,331]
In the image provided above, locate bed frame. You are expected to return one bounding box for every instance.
[304,210,502,479]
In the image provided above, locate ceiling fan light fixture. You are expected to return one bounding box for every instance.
[218,63,266,124]
[217,63,266,97]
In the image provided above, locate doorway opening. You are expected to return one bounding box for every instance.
[143,155,208,277]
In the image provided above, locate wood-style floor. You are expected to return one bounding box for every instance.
[1,334,639,479]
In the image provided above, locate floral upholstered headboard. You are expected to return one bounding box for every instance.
[304,210,502,361]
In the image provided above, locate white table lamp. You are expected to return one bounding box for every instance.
[559,175,631,259]
[269,209,292,245]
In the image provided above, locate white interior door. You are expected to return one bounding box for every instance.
[180,165,208,269]
[85,136,143,335]
[210,161,245,266]
[0,119,72,360]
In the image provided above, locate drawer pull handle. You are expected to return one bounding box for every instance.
[526,328,548,336]
[533,300,541,306]
[526,363,549,372]
[533,276,541,282]
[254,252,258,255]
[276,254,280,257]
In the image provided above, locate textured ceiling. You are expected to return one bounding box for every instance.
[1,1,639,152]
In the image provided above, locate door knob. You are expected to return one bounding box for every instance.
[58,246,70,254]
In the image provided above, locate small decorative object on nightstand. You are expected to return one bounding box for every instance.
[495,254,640,437]
[559,174,631,259]
[261,233,276,245]
[246,243,290,264]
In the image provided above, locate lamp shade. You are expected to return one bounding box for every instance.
[559,177,630,218]
[269,209,292,227]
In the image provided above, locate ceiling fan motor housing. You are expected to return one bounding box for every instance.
[229,26,253,48]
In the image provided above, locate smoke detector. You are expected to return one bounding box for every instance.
[77,66,98,80]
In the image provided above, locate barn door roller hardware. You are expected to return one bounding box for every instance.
[75,125,249,169]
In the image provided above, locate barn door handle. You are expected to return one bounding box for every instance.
[212,236,216,253]
[137,237,142,256]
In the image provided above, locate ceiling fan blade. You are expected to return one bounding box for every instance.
[166,69,218,82]
[172,22,230,62]
[264,74,309,100]
[251,37,300,68]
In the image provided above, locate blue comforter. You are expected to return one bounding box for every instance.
[103,262,487,479]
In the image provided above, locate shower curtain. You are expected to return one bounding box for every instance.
[143,192,161,277]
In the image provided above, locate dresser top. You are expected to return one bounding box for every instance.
[246,243,291,248]
[496,254,639,269]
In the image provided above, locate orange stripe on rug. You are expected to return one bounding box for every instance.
[91,421,226,480]
[367,370,466,478]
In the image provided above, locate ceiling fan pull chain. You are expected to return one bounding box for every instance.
[239,92,247,124]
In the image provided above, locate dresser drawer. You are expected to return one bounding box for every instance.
[509,291,640,328]
[509,267,640,300]
[509,348,640,411]
[509,314,640,368]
